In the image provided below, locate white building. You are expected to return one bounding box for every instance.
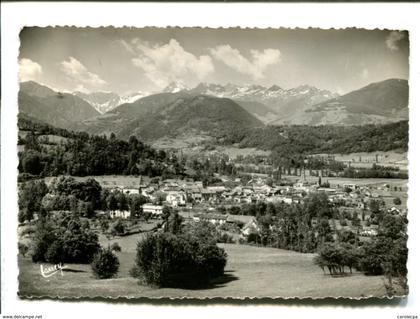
[166,191,187,207]
[124,188,139,195]
[109,210,130,219]
[142,204,164,217]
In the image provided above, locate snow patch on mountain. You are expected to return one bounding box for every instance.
[74,91,150,114]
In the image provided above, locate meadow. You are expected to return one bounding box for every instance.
[18,235,394,299]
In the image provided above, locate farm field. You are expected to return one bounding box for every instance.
[311,151,408,170]
[44,175,151,189]
[19,239,394,299]
[41,172,408,191]
[215,146,271,159]
[283,175,407,188]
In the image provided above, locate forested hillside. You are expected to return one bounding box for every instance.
[225,121,408,156]
[18,116,184,177]
[75,94,263,141]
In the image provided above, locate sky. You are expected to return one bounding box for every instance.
[19,27,409,95]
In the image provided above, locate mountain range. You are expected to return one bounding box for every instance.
[187,82,339,124]
[72,93,263,142]
[18,78,409,143]
[74,81,339,122]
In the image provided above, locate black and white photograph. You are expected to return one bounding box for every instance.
[14,26,411,300]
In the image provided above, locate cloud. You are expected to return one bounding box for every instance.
[210,45,281,80]
[386,31,406,52]
[127,39,214,88]
[60,57,107,89]
[361,68,369,79]
[19,58,42,82]
[119,39,136,55]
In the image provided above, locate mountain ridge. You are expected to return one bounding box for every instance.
[72,93,263,142]
[19,81,100,129]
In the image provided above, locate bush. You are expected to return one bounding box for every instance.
[45,240,66,264]
[393,197,402,205]
[110,219,126,237]
[131,232,227,288]
[111,242,122,252]
[91,247,120,279]
[218,233,235,243]
[18,242,29,257]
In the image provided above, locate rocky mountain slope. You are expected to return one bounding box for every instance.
[19,81,100,129]
[284,79,409,125]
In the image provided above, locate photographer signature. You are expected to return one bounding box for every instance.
[40,263,68,278]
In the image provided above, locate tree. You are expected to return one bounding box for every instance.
[18,242,29,257]
[317,241,358,273]
[32,214,100,264]
[164,211,183,234]
[314,243,347,275]
[106,193,118,211]
[359,238,392,275]
[77,201,95,218]
[393,197,402,205]
[369,199,382,214]
[31,216,57,263]
[183,221,219,245]
[344,187,352,194]
[74,178,102,209]
[154,191,167,205]
[303,192,333,219]
[315,219,333,246]
[380,214,406,240]
[91,247,120,279]
[351,215,361,227]
[18,180,48,223]
[100,218,109,234]
[111,242,122,252]
[110,219,126,237]
[21,150,43,175]
[338,229,358,245]
[129,194,147,219]
[162,205,172,221]
[341,243,361,274]
[116,192,129,211]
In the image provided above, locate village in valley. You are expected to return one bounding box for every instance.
[87,166,407,240]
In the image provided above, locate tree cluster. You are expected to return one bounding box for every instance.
[32,213,100,264]
[131,212,227,288]
[313,211,408,284]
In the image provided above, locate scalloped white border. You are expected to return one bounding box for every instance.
[2,2,420,319]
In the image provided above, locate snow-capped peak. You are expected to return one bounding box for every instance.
[74,90,150,114]
[163,81,189,93]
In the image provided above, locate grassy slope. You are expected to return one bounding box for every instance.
[19,240,394,299]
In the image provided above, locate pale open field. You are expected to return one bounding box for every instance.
[312,151,408,170]
[19,235,393,299]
